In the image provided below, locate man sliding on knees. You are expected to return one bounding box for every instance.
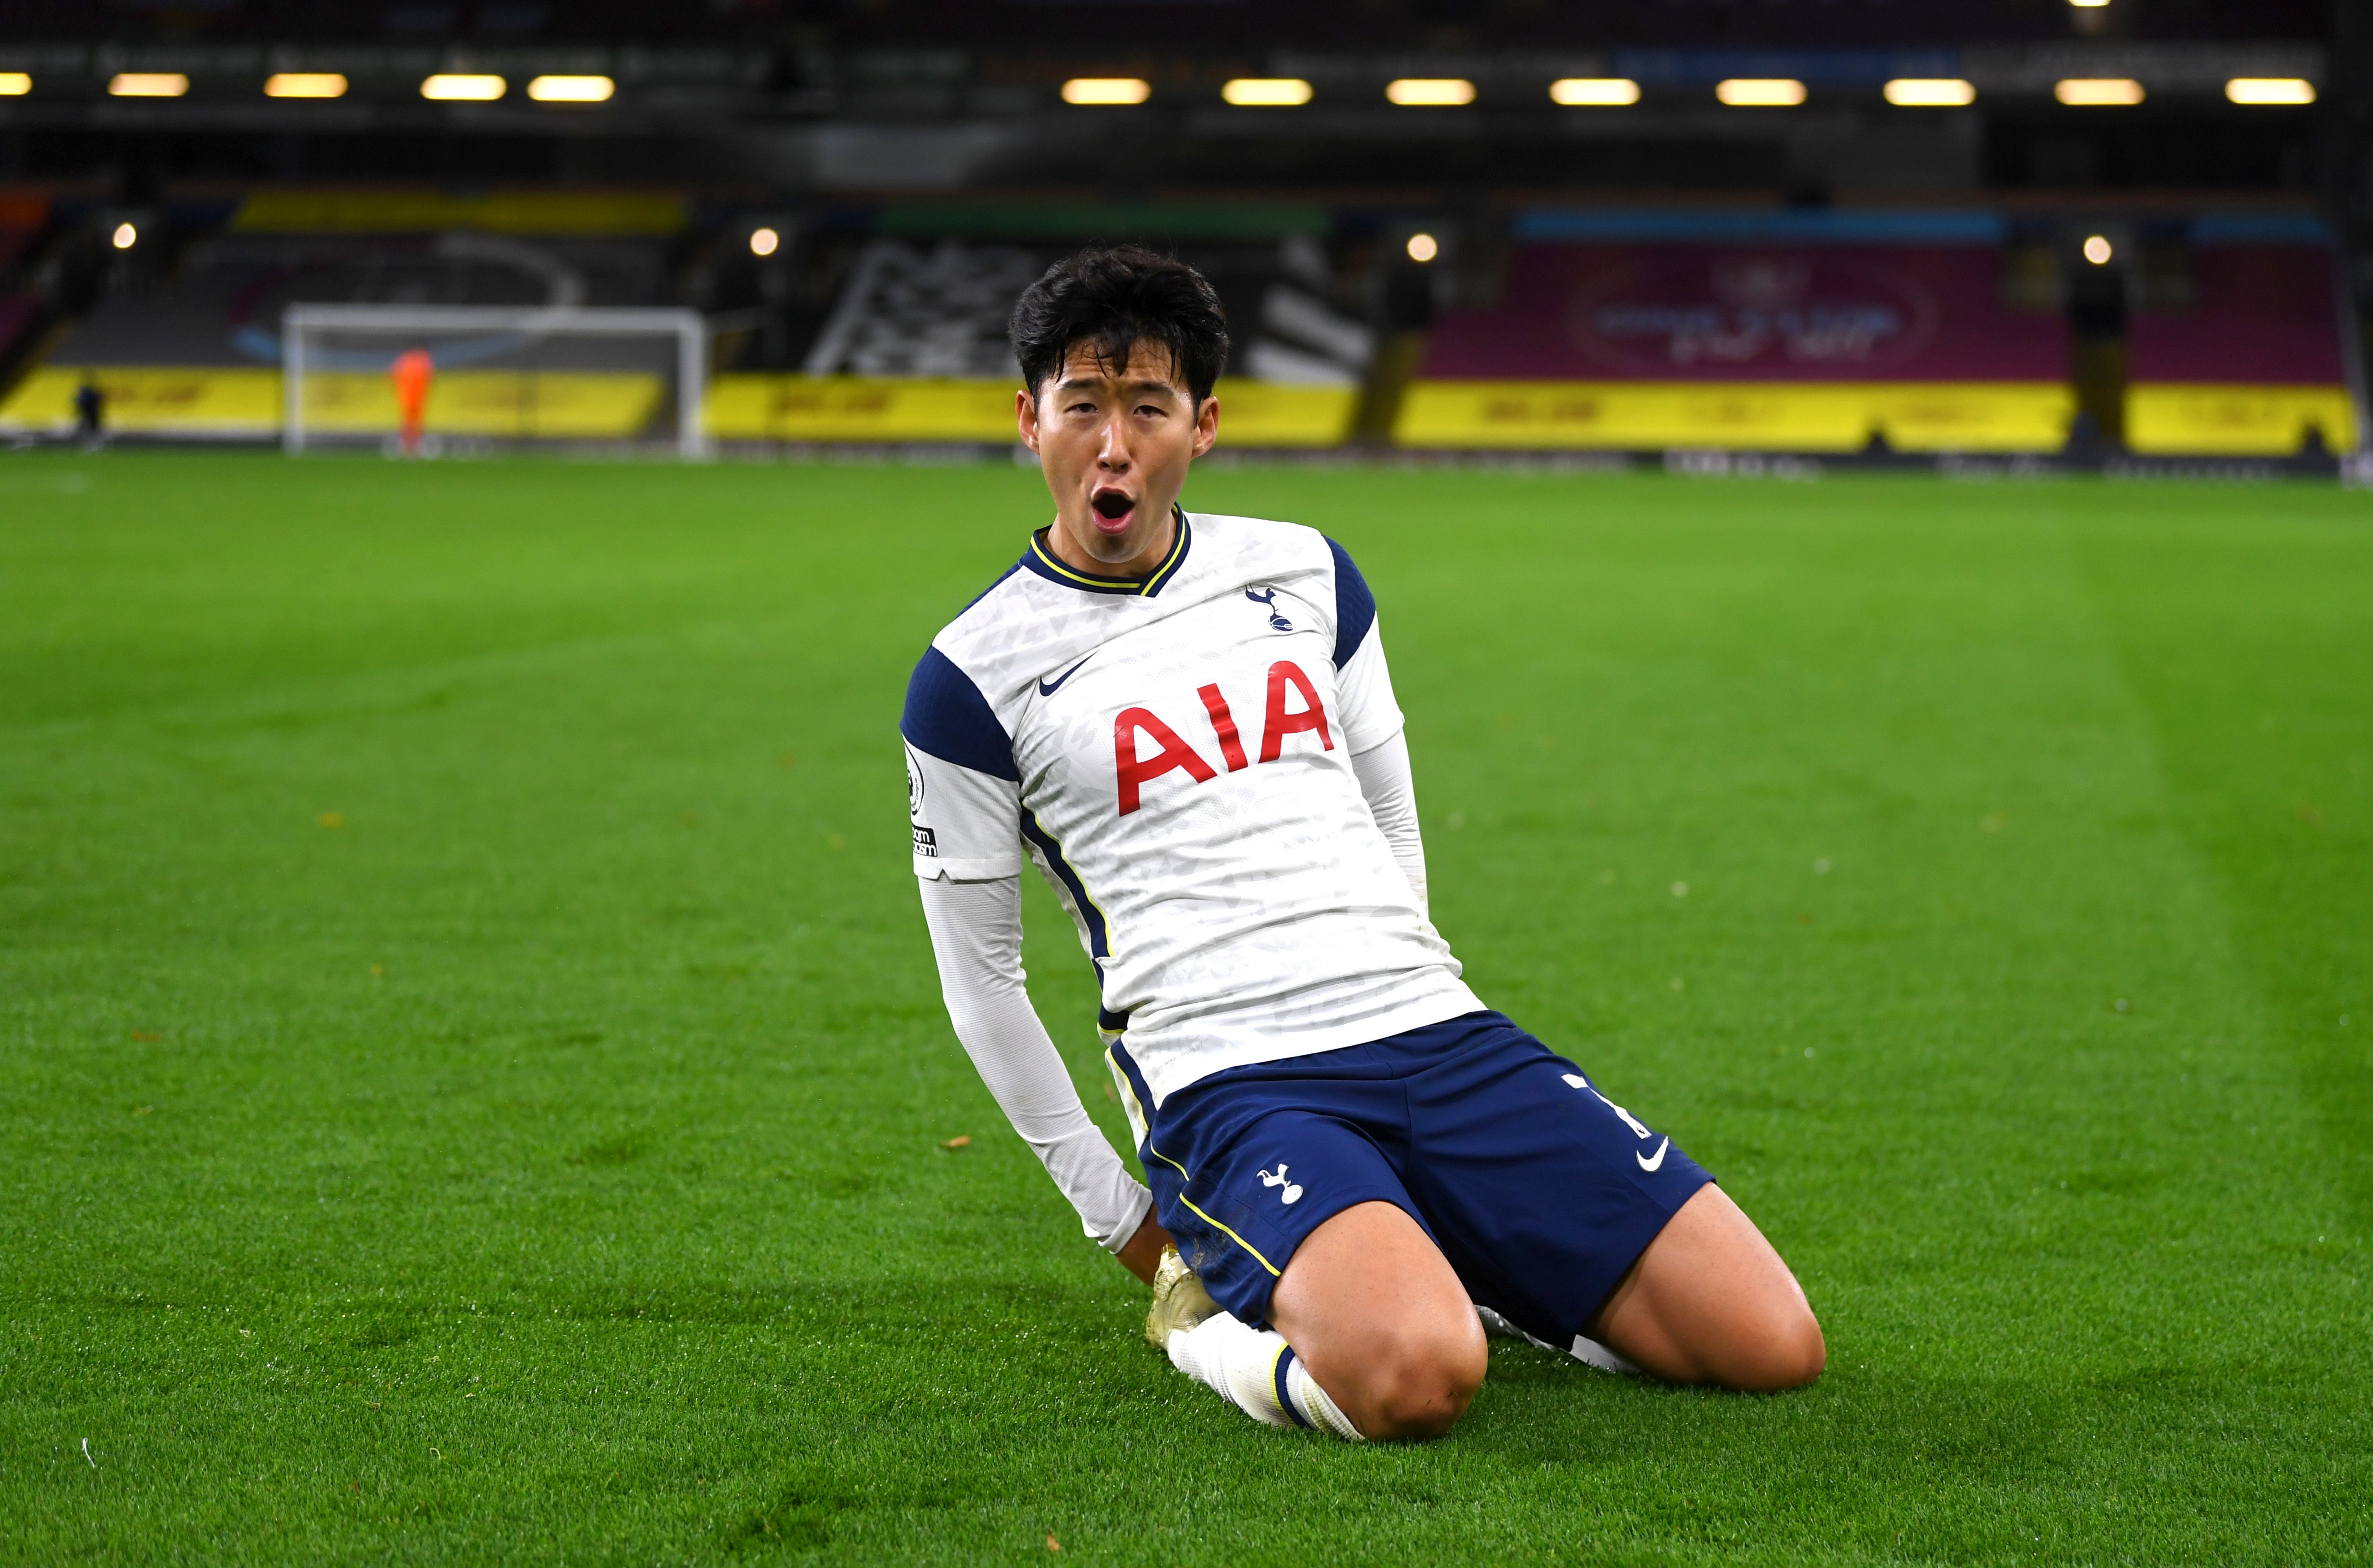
[903,245,1825,1441]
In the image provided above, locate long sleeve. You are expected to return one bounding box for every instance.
[1333,608,1429,913]
[916,872,1153,1252]
[1352,730,1428,914]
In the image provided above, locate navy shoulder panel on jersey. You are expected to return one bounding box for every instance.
[1324,536,1377,669]
[901,646,1018,781]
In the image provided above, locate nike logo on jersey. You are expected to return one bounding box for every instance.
[1258,1164,1304,1204]
[1636,1138,1670,1173]
[1113,660,1334,814]
[1038,656,1093,696]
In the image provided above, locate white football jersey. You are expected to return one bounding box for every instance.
[903,509,1480,1114]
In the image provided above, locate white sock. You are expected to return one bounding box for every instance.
[1478,1304,1640,1376]
[1165,1312,1364,1440]
[1569,1334,1641,1376]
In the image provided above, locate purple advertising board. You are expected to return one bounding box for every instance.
[1424,244,2066,383]
[0,293,38,364]
[2127,247,2344,386]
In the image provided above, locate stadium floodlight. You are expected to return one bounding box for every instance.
[281,304,709,459]
[1884,78,1975,107]
[1716,78,1806,106]
[1550,78,1639,106]
[2056,78,2143,105]
[1062,78,1150,105]
[109,73,188,97]
[1386,78,1474,106]
[111,223,137,250]
[750,227,780,256]
[0,73,30,96]
[528,75,614,103]
[1406,233,1439,263]
[422,73,506,101]
[2082,235,2114,265]
[1222,78,1312,107]
[265,73,347,99]
[2226,78,2315,105]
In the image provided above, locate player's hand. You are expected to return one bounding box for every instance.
[1116,1212,1175,1285]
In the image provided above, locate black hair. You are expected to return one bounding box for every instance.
[1009,245,1231,406]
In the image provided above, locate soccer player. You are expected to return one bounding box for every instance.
[390,345,435,457]
[904,247,1824,1441]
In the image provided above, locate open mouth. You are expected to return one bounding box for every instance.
[1090,488,1138,532]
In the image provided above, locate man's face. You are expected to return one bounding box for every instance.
[1017,340,1218,572]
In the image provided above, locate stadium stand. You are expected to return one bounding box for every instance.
[706,220,1369,449]
[10,189,2355,465]
[1397,211,2074,454]
[0,192,42,275]
[0,191,690,442]
[2124,217,2361,458]
[0,192,49,384]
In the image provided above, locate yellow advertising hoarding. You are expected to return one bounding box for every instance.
[233,190,690,237]
[2123,384,2358,456]
[0,367,282,436]
[1396,380,2076,453]
[0,366,663,438]
[300,370,663,436]
[705,375,1359,448]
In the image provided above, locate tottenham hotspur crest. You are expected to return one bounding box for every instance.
[1245,587,1292,632]
[1258,1163,1303,1204]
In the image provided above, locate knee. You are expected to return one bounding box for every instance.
[1356,1321,1489,1440]
[1720,1304,1826,1393]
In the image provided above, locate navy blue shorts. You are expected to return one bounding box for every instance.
[1111,1011,1713,1353]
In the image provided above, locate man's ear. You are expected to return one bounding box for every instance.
[1191,394,1219,459]
[1015,387,1041,453]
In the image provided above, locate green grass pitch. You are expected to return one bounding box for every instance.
[2,450,2368,1564]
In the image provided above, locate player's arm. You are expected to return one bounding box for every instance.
[1326,538,1428,911]
[1349,721,1426,913]
[914,871,1157,1271]
[902,648,1159,1277]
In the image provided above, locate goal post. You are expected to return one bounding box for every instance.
[281,304,708,458]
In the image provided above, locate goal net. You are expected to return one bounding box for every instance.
[280,305,707,457]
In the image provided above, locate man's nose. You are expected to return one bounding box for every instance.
[1097,414,1131,470]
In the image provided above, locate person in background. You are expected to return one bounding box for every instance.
[74,377,105,452]
[391,347,435,458]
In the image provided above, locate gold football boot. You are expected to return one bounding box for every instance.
[1144,1244,1221,1348]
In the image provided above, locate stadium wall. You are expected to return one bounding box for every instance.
[2124,224,2360,457]
[1397,211,2074,455]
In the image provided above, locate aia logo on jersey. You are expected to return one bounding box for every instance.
[1112,660,1333,814]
